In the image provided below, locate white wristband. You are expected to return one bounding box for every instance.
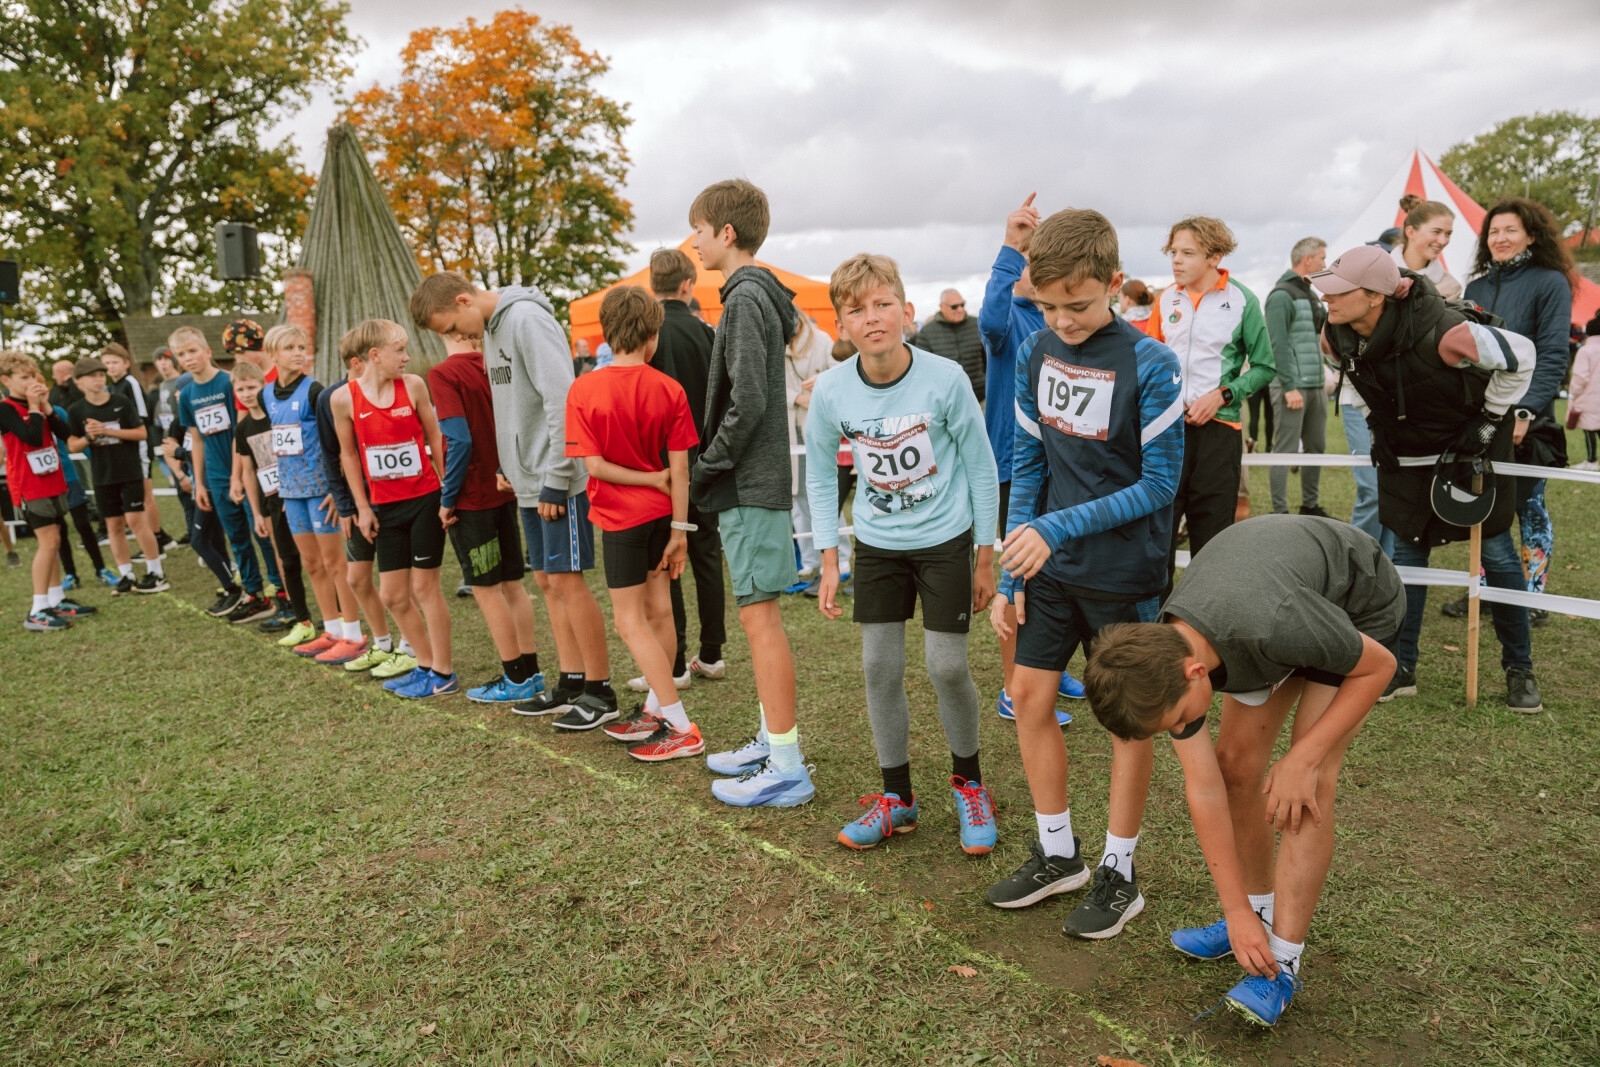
[671,521,698,532]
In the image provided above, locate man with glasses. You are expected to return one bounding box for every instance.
[911,288,986,402]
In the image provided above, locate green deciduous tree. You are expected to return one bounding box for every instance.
[344,9,634,318]
[1441,111,1600,242]
[0,0,355,355]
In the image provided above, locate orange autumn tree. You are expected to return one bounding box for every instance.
[344,10,633,315]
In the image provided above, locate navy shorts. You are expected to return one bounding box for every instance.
[520,496,594,574]
[1013,573,1160,673]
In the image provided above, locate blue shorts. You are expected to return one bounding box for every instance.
[282,495,340,537]
[520,496,594,574]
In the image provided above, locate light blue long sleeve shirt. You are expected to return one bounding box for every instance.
[805,348,998,553]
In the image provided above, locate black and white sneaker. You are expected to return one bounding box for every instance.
[133,572,170,594]
[985,838,1090,909]
[112,575,135,596]
[226,594,276,625]
[1062,862,1145,940]
[206,588,244,617]
[512,683,583,717]
[1378,666,1416,703]
[551,693,621,731]
[1506,668,1543,714]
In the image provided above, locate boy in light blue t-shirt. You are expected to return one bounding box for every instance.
[806,253,1000,856]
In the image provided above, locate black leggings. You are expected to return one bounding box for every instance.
[56,501,106,579]
[1246,385,1274,449]
[1587,430,1598,464]
[268,505,311,622]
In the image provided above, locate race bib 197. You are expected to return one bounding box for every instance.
[271,423,304,456]
[855,423,937,493]
[1037,355,1115,441]
[194,403,230,436]
[256,464,280,496]
[365,440,422,481]
[26,448,60,476]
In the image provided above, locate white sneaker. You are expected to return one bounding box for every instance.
[689,656,727,680]
[1575,459,1600,471]
[711,760,816,808]
[705,734,769,776]
[626,670,691,693]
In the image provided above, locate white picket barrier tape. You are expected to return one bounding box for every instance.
[1240,449,1600,485]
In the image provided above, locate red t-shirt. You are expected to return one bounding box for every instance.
[565,363,698,533]
[427,351,513,512]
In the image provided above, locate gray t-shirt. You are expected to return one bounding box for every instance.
[1163,515,1405,703]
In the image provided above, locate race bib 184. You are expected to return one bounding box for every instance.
[194,403,230,436]
[855,423,937,493]
[26,448,60,476]
[1037,355,1115,441]
[271,423,304,456]
[365,440,422,481]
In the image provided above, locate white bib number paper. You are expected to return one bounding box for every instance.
[365,440,422,481]
[26,448,60,476]
[271,423,304,456]
[1037,355,1115,441]
[856,424,937,493]
[195,403,230,436]
[256,464,280,495]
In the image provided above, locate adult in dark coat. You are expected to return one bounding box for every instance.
[911,289,985,402]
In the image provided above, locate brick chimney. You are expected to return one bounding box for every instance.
[284,269,316,353]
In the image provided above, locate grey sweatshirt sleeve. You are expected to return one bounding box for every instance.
[695,294,772,475]
[520,307,586,500]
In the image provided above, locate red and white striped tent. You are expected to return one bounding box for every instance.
[1330,148,1600,326]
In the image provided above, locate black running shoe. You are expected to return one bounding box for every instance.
[1506,668,1543,714]
[226,594,276,624]
[47,598,98,618]
[134,572,170,594]
[258,607,298,634]
[985,838,1089,909]
[455,581,472,598]
[1529,608,1550,628]
[206,588,244,617]
[112,575,135,596]
[1440,595,1468,619]
[512,684,583,717]
[551,693,621,731]
[1297,505,1332,519]
[1378,665,1417,703]
[1062,862,1145,940]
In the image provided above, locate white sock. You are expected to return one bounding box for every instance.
[1036,809,1076,859]
[374,633,393,652]
[1100,832,1137,875]
[32,594,49,612]
[1268,931,1304,976]
[768,725,802,775]
[757,702,769,744]
[145,557,164,577]
[398,638,414,656]
[344,619,362,641]
[657,700,691,733]
[645,688,661,714]
[323,619,340,637]
[118,563,134,578]
[47,585,64,607]
[1248,892,1276,928]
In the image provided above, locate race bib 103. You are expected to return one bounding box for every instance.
[855,423,937,493]
[365,440,423,481]
[256,464,280,496]
[1037,355,1115,441]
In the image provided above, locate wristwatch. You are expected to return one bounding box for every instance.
[1513,407,1534,422]
[1219,386,1236,406]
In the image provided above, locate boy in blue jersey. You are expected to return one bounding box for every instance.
[806,254,1000,855]
[984,209,1185,941]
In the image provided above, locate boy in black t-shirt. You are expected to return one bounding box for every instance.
[231,360,314,642]
[65,358,168,594]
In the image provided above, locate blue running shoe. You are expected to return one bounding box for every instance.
[997,689,1071,726]
[382,667,421,693]
[1058,672,1086,700]
[706,734,770,776]
[711,759,816,808]
[467,672,544,704]
[837,793,918,849]
[98,567,120,588]
[61,573,79,591]
[951,776,997,854]
[1171,918,1238,960]
[391,669,438,699]
[1224,970,1301,1026]
[425,671,459,697]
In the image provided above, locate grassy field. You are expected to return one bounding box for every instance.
[2,417,1597,1066]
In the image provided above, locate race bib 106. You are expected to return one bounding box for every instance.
[26,448,60,476]
[194,403,230,436]
[1037,355,1115,441]
[855,423,937,493]
[271,423,304,456]
[365,440,422,481]
[256,464,280,496]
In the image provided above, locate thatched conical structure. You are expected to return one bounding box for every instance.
[298,122,444,383]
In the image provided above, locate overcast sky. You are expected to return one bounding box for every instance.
[281,0,1600,315]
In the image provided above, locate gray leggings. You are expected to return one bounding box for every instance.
[862,622,980,767]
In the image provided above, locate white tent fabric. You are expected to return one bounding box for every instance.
[1328,149,1485,277]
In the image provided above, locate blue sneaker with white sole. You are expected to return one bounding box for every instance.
[711,759,816,808]
[98,567,119,588]
[951,776,997,854]
[467,672,544,704]
[1172,918,1240,960]
[62,573,79,591]
[706,734,771,776]
[997,689,1071,726]
[1224,969,1301,1026]
[837,793,917,848]
[382,667,419,692]
[1058,672,1086,700]
[394,669,459,699]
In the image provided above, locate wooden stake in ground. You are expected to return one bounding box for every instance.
[1465,468,1484,708]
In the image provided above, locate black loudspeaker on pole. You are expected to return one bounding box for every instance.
[215,223,261,281]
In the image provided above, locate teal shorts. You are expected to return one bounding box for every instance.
[719,505,797,607]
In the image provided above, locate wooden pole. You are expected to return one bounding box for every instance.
[1464,468,1485,707]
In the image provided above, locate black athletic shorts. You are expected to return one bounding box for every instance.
[374,490,446,573]
[852,531,975,634]
[602,515,670,589]
[1013,573,1155,673]
[21,493,69,531]
[449,501,526,587]
[95,479,145,518]
[345,520,376,564]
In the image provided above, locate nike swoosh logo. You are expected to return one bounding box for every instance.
[1172,373,1182,385]
[1046,825,1068,834]
[359,411,372,418]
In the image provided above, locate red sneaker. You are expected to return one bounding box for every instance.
[315,637,368,665]
[627,723,704,762]
[293,632,339,657]
[602,709,663,743]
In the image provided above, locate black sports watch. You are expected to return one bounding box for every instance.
[1218,386,1235,405]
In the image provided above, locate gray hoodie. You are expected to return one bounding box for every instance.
[692,265,799,513]
[483,286,587,507]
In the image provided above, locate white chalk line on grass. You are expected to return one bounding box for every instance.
[155,589,1233,1065]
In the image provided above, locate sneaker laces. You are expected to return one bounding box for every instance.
[950,776,992,826]
[853,793,907,834]
[1081,864,1117,909]
[732,757,772,782]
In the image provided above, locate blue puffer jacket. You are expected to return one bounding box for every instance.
[1464,253,1572,419]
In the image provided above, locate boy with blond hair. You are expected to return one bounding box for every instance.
[807,253,999,852]
[686,179,813,807]
[566,287,703,754]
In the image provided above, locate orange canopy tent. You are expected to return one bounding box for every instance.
[567,236,837,355]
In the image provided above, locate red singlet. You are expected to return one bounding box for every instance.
[347,377,440,505]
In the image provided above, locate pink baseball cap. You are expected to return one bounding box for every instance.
[1309,246,1402,296]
